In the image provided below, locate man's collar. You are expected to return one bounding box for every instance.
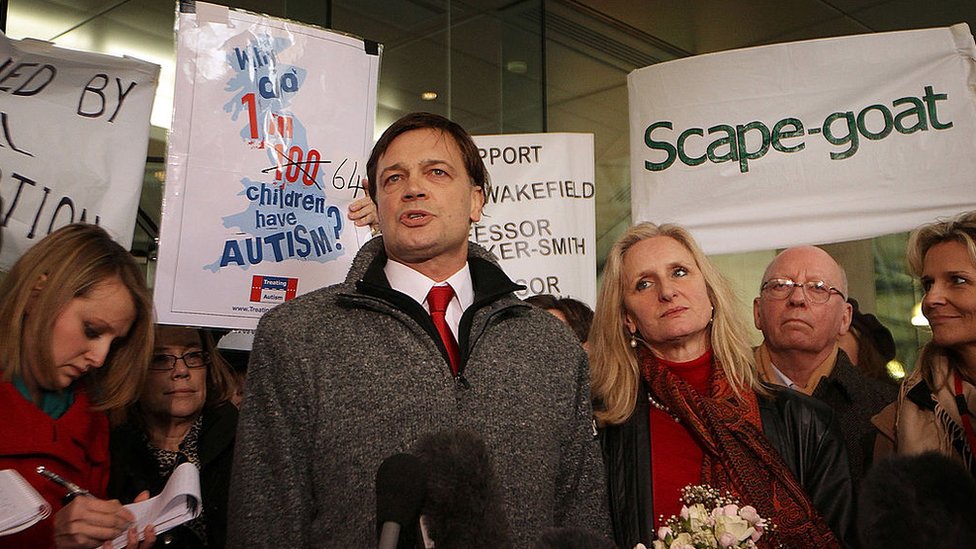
[815,349,858,401]
[384,259,474,310]
[756,342,839,396]
[770,363,800,391]
[355,239,524,306]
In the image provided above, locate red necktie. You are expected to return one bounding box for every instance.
[426,285,460,376]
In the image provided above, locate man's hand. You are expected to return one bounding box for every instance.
[347,179,379,233]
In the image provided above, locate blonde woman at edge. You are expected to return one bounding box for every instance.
[875,210,976,474]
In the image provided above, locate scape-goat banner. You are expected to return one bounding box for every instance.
[629,24,976,254]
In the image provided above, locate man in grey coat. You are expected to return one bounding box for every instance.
[227,112,610,547]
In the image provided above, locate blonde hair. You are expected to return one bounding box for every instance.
[0,224,154,412]
[906,210,976,389]
[590,222,761,425]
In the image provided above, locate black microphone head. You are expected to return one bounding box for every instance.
[414,429,512,549]
[375,452,427,538]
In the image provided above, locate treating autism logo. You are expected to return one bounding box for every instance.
[250,275,298,304]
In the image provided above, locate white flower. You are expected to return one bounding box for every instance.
[668,532,694,549]
[714,513,756,542]
[655,484,767,549]
[686,503,711,531]
[739,505,760,524]
[688,531,712,547]
[718,531,738,548]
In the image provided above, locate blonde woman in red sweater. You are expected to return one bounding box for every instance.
[0,224,155,549]
[591,222,855,548]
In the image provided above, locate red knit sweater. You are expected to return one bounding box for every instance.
[0,381,110,549]
[650,350,712,526]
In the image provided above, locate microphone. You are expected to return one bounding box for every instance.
[376,453,427,549]
[413,430,512,549]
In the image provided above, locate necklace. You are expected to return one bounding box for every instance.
[648,393,680,423]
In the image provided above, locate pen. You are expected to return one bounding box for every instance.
[36,466,93,503]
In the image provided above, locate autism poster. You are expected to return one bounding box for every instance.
[155,2,380,329]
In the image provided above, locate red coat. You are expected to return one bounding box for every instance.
[0,381,111,549]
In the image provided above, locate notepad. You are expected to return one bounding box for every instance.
[111,462,202,549]
[0,468,52,537]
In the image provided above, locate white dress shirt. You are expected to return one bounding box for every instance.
[768,362,799,390]
[384,260,473,341]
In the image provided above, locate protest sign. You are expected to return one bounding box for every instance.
[0,32,159,269]
[472,133,596,307]
[629,24,976,253]
[154,2,379,329]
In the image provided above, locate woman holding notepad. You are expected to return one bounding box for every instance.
[0,223,155,548]
[108,325,239,548]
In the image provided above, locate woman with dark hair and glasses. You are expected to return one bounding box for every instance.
[109,325,239,548]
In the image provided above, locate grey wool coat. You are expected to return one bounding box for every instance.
[227,237,611,547]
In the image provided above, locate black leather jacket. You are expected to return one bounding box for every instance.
[599,382,857,548]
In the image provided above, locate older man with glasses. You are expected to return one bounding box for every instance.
[753,246,897,487]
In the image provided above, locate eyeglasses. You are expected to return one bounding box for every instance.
[149,351,210,371]
[760,278,846,304]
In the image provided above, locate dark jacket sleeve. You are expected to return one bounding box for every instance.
[108,424,161,501]
[109,404,237,549]
[760,386,858,548]
[598,391,654,549]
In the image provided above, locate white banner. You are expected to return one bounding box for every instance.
[472,133,596,307]
[154,2,379,329]
[629,24,976,254]
[0,33,159,269]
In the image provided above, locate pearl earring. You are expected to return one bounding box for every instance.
[629,335,638,348]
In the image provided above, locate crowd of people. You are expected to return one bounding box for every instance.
[1,111,974,548]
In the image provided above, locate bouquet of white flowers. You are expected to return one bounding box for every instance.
[646,485,768,549]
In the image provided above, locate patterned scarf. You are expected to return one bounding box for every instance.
[147,416,208,545]
[934,401,976,475]
[898,354,976,475]
[638,346,838,548]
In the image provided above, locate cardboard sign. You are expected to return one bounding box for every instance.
[0,32,159,269]
[629,24,976,253]
[154,2,380,329]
